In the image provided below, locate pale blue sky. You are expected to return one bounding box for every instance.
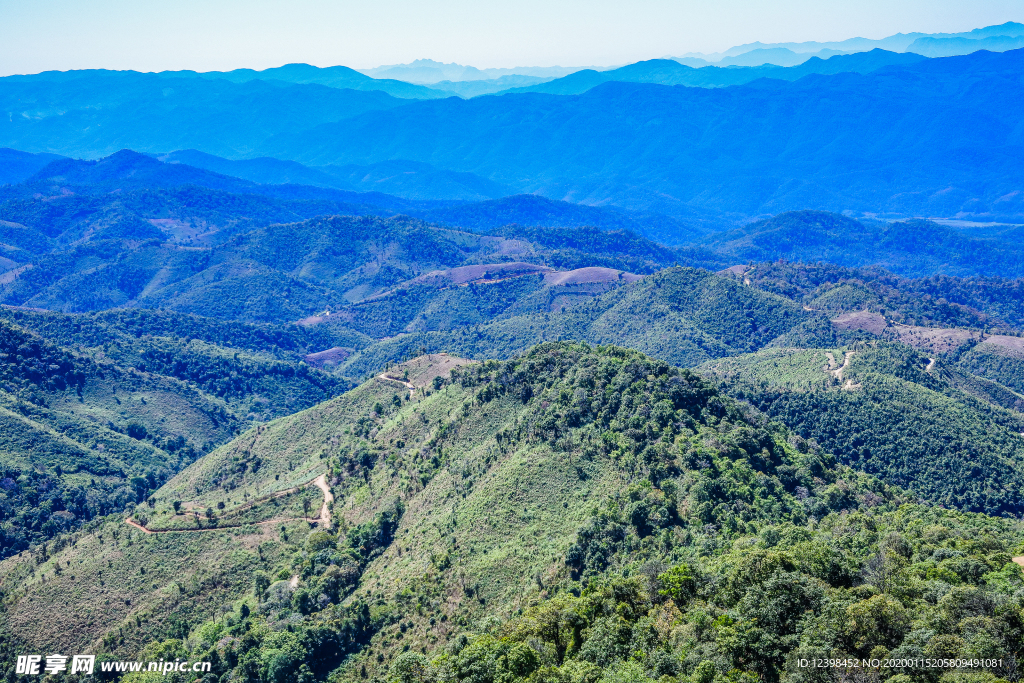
[0,0,1021,76]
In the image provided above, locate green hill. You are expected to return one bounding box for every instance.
[701,342,1024,515]
[337,267,821,376]
[0,345,1019,683]
[1,213,678,325]
[955,336,1024,396]
[0,308,362,556]
[719,260,1024,332]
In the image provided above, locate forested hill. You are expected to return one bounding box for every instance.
[0,307,358,556]
[0,345,1019,683]
[714,259,1024,336]
[0,205,680,322]
[6,187,1024,526]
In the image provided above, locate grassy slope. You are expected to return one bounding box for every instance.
[0,347,619,660]
[0,516,304,660]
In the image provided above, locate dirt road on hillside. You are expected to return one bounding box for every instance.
[378,372,417,396]
[312,473,333,529]
[126,473,333,534]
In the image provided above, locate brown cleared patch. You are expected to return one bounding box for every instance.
[542,267,641,286]
[718,264,750,277]
[384,353,476,390]
[0,264,33,286]
[0,302,47,313]
[833,311,985,353]
[303,346,353,368]
[976,335,1024,358]
[147,217,220,243]
[889,325,980,354]
[832,310,888,335]
[480,236,535,257]
[409,262,553,287]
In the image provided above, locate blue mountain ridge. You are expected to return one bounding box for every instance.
[3,48,1022,226]
[494,50,928,95]
[258,49,1024,223]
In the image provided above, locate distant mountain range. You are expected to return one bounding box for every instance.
[154,62,445,99]
[672,20,1024,63]
[494,50,928,95]
[3,45,1022,227]
[0,70,411,158]
[356,22,1024,81]
[5,152,1024,276]
[0,148,64,185]
[0,149,702,245]
[699,211,1024,278]
[260,49,1024,223]
[357,59,587,83]
[157,150,513,202]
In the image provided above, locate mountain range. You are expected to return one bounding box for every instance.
[3,47,1023,225]
[259,49,1024,223]
[1,21,1024,683]
[496,50,928,95]
[673,20,1024,62]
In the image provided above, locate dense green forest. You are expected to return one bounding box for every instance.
[1,345,1019,683]
[702,343,1024,516]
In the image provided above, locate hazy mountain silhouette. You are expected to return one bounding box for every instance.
[4,49,1022,226]
[158,150,510,201]
[496,50,927,95]
[157,62,446,99]
[673,21,1024,62]
[0,71,410,158]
